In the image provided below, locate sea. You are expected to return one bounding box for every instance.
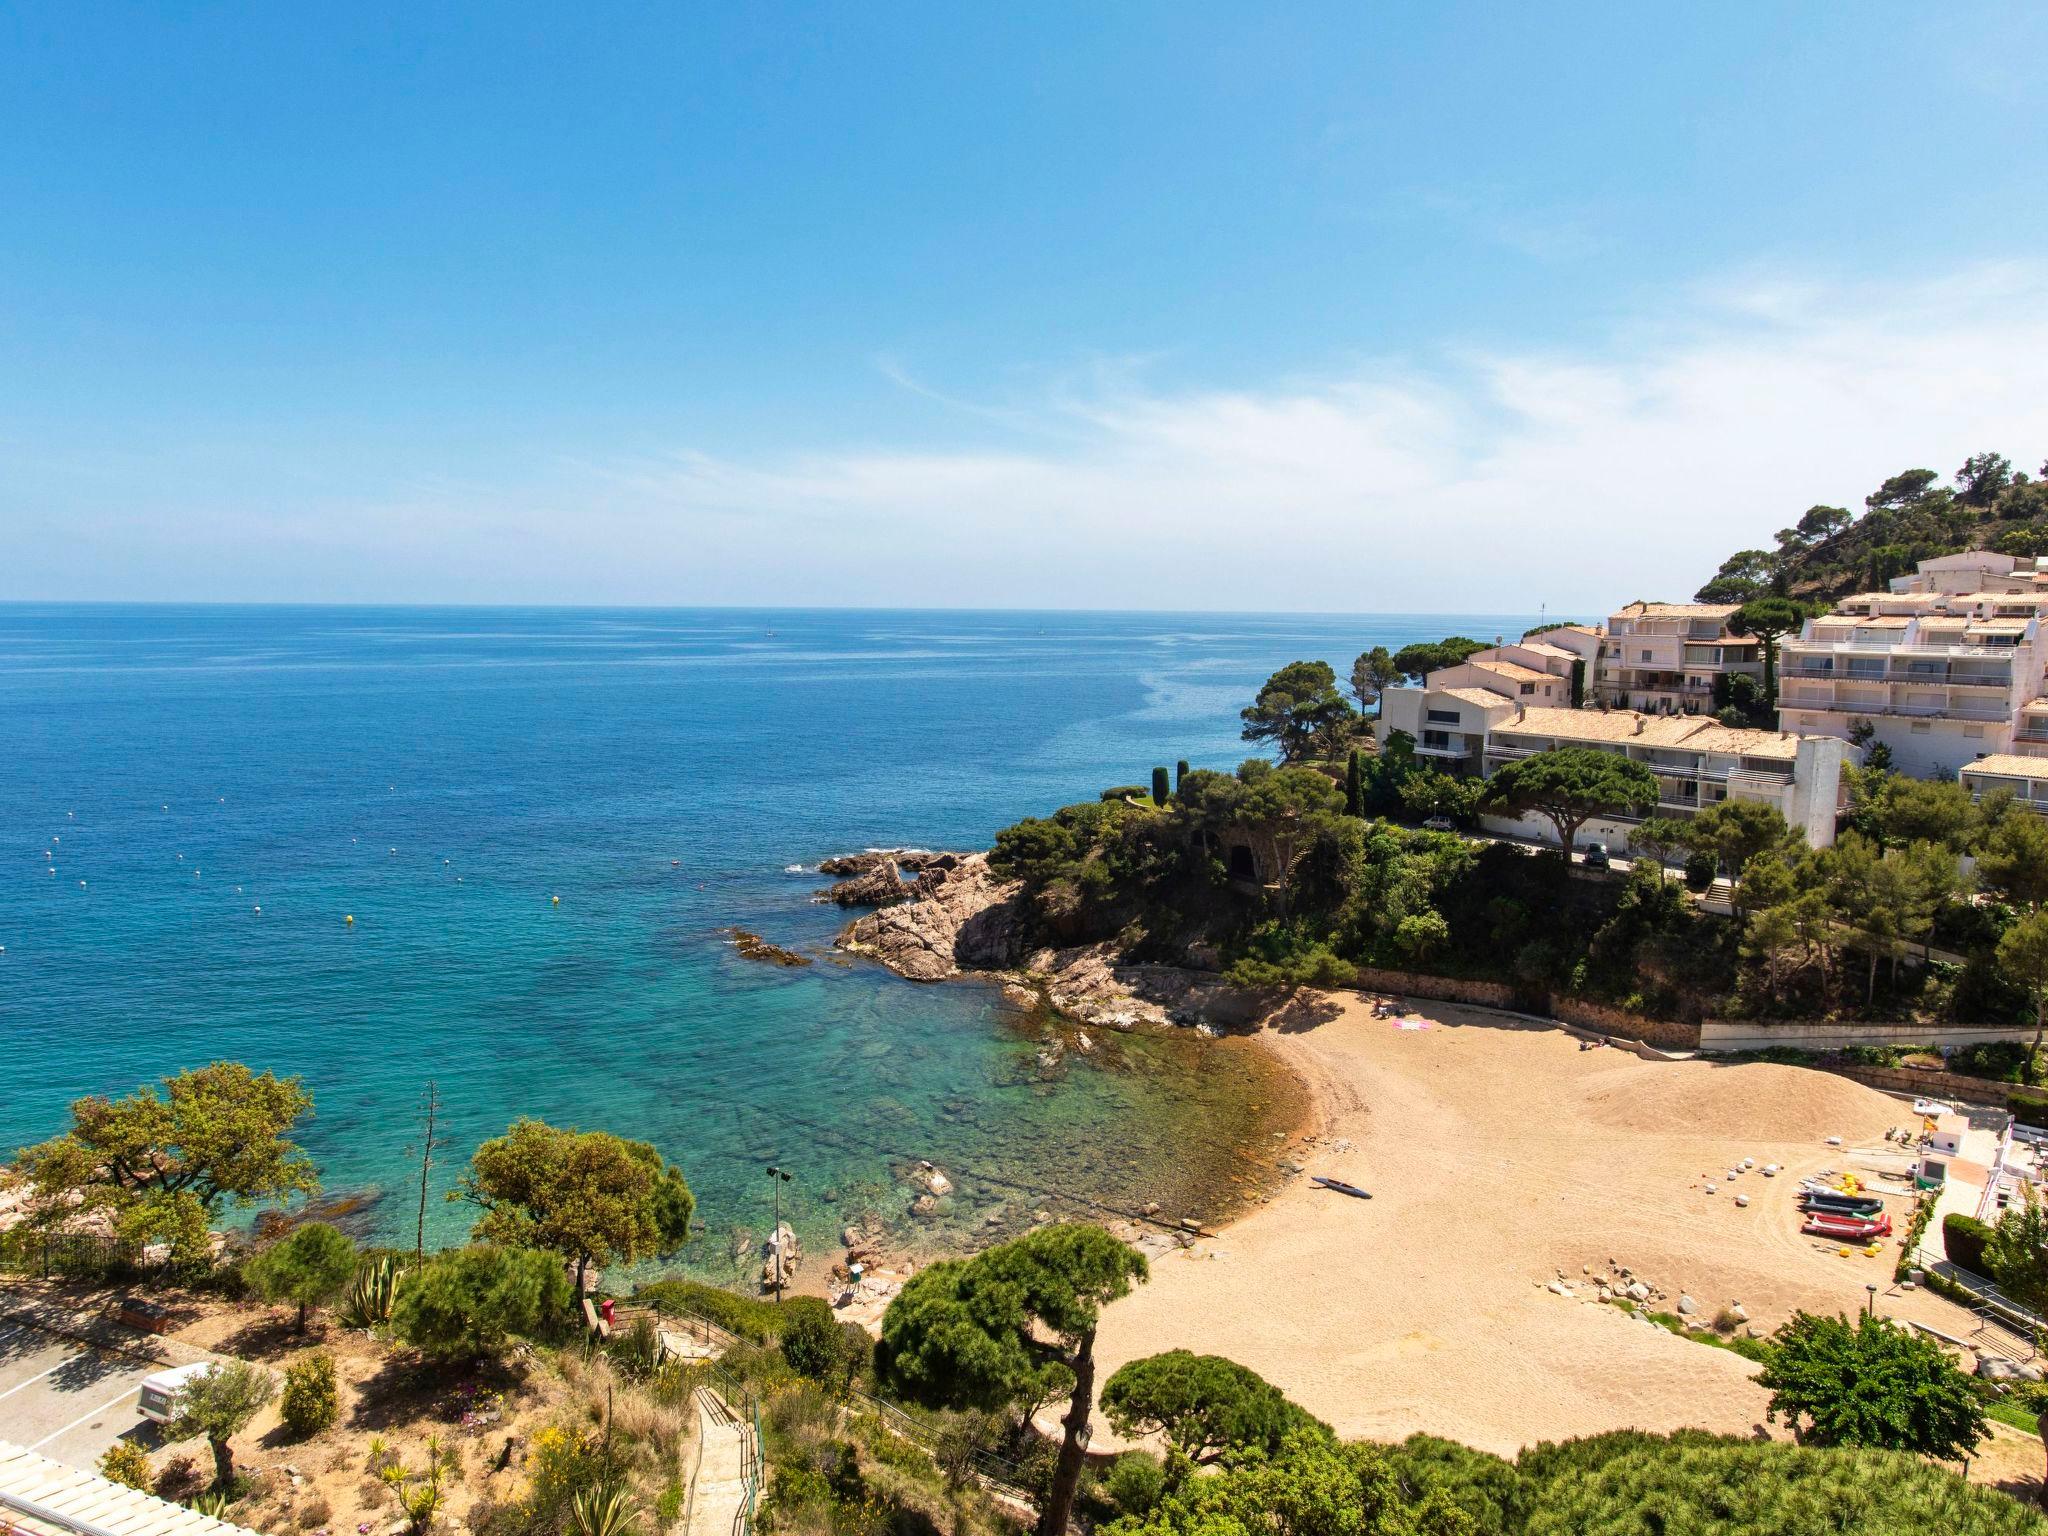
[0,606,1543,1283]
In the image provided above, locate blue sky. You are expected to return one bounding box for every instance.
[5,3,2048,610]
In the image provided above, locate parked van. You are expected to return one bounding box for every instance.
[138,1361,216,1424]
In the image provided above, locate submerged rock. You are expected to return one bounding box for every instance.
[728,929,811,967]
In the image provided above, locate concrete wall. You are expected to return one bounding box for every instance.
[1821,1061,2015,1108]
[1698,1019,2042,1053]
[1478,808,1644,855]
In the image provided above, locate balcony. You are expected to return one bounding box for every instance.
[1779,665,2011,689]
[1777,698,2011,723]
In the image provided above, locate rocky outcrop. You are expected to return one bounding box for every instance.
[728,929,811,966]
[838,853,1028,980]
[818,849,966,907]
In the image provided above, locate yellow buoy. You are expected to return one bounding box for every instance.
[345,914,354,925]
[552,895,560,906]
[1838,1247,1851,1257]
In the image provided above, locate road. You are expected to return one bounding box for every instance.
[0,1319,159,1470]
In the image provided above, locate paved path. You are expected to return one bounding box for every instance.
[687,1386,756,1536]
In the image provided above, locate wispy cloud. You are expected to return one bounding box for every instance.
[14,263,2048,609]
[557,262,2048,612]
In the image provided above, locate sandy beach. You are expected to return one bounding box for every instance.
[1093,992,2027,1470]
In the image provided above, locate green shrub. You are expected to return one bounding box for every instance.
[1944,1214,1995,1276]
[2009,1091,2048,1130]
[341,1253,404,1327]
[1151,767,1171,805]
[391,1244,571,1360]
[633,1279,783,1343]
[1683,851,1718,892]
[778,1297,869,1389]
[99,1442,154,1492]
[1099,784,1151,803]
[1949,1040,2031,1083]
[246,1222,357,1333]
[1100,1451,1165,1518]
[280,1352,339,1438]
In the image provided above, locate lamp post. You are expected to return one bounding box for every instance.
[1865,1282,1878,1318]
[767,1164,793,1303]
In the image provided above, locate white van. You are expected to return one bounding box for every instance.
[138,1361,217,1424]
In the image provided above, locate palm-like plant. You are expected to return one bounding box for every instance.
[570,1481,641,1536]
[341,1254,405,1327]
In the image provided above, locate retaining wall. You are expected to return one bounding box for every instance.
[1350,967,1517,1010]
[1696,1019,2040,1053]
[1819,1061,2015,1108]
[1550,997,1702,1052]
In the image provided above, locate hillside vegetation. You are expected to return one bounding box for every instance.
[1695,451,2048,605]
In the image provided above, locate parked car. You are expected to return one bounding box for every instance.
[1421,815,1455,832]
[1578,841,1610,869]
[139,1361,217,1424]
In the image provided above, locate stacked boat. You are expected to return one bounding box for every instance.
[1798,1184,1890,1239]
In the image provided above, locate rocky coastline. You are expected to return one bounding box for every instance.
[824,848,1263,1034]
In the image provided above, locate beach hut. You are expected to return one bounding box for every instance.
[1927,1114,1968,1159]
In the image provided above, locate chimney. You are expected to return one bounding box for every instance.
[1632,716,1645,735]
[1515,702,1525,722]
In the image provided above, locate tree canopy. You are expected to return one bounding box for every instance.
[1100,1350,1326,1464]
[454,1119,694,1295]
[1391,637,1485,683]
[1476,748,1657,854]
[392,1243,572,1360]
[879,1223,1146,1536]
[1350,647,1400,716]
[1756,1311,1985,1460]
[1241,661,1356,762]
[15,1061,316,1257]
[166,1360,276,1490]
[246,1220,357,1332]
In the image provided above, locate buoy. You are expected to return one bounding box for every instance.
[444,859,450,865]
[1838,1247,1850,1257]
[1734,1193,1750,1207]
[78,880,85,887]
[672,859,679,866]
[389,848,396,854]
[253,905,261,914]
[552,895,560,906]
[455,876,462,883]
[345,915,354,926]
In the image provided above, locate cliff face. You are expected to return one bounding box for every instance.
[836,852,1028,980]
[833,850,1261,1033]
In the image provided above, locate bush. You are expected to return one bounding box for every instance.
[1944,1214,1995,1276]
[778,1297,869,1390]
[1100,1451,1165,1518]
[1152,767,1171,805]
[1948,1040,2031,1083]
[1682,851,1718,892]
[391,1244,571,1360]
[633,1279,784,1343]
[2008,1090,2048,1130]
[1099,785,1150,803]
[280,1351,339,1438]
[99,1441,154,1492]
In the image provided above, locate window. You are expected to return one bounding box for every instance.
[1425,708,1460,724]
[1519,683,1535,696]
[1422,730,1451,750]
[1640,649,1653,662]
[1911,721,1931,733]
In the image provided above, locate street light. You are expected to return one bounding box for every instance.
[1865,1282,1878,1318]
[767,1165,793,1303]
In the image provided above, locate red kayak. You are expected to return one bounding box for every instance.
[1802,1212,1891,1240]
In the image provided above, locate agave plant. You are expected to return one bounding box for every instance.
[570,1480,641,1536]
[341,1254,405,1327]
[189,1487,237,1518]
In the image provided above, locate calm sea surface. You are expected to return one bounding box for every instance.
[0,606,1542,1280]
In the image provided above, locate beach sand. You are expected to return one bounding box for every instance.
[1092,993,2005,1462]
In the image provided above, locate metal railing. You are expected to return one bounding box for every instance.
[0,1231,153,1282]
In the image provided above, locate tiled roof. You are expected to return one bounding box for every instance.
[1962,755,2048,782]
[1489,706,1804,760]
[0,1441,264,1536]
[1471,660,1556,683]
[1516,641,1577,660]
[1612,602,1740,620]
[1436,686,1515,710]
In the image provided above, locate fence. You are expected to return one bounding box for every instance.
[0,1230,152,1282]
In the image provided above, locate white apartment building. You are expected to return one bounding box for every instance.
[1776,553,2048,780]
[1590,602,1763,714]
[1479,706,1845,853]
[1377,679,1845,852]
[1960,755,2048,816]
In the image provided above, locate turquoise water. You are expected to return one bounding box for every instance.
[0,606,1539,1280]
